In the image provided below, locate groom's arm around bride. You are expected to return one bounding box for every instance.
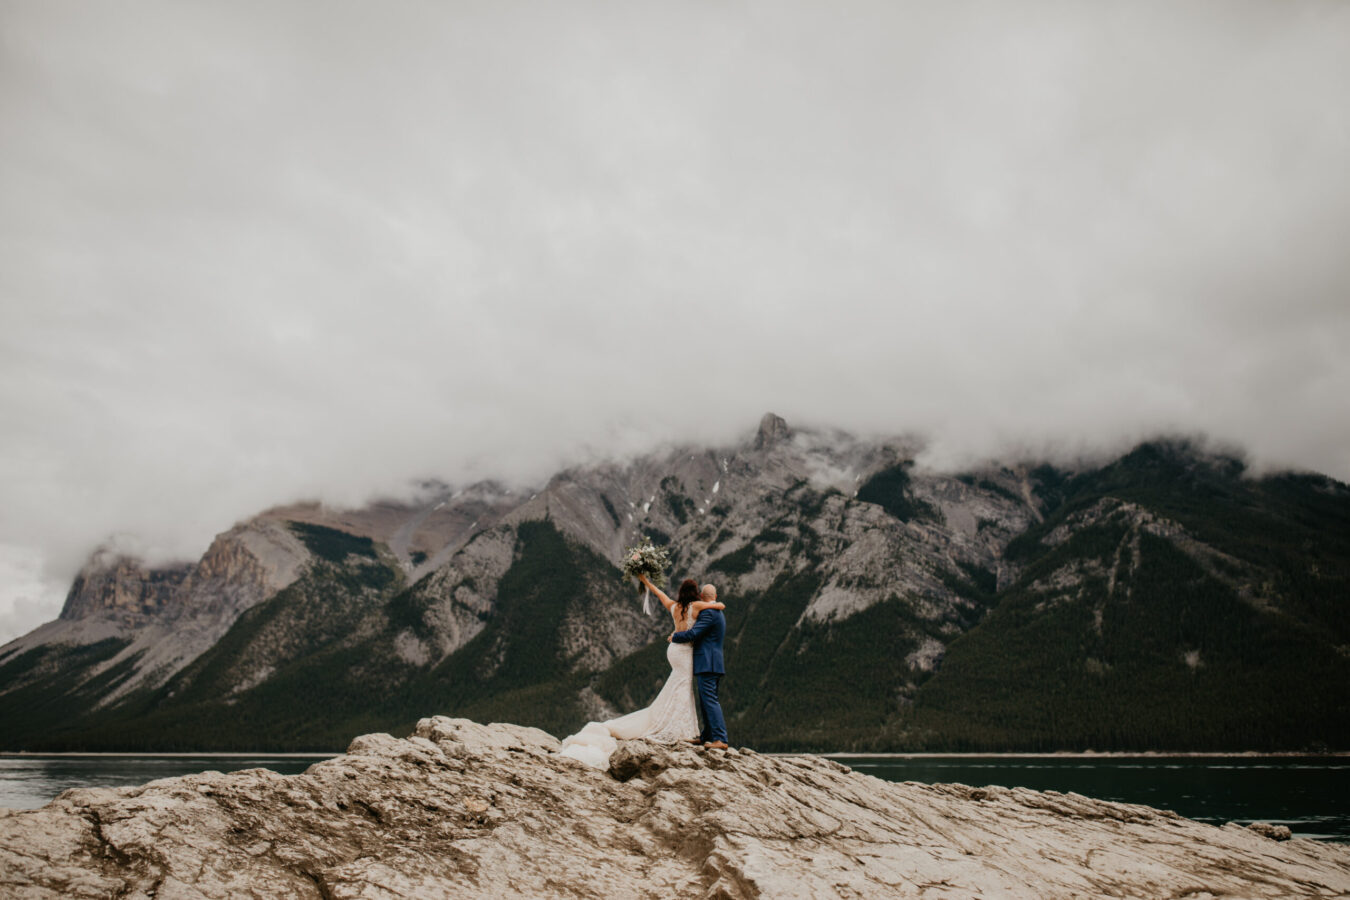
[670,584,729,749]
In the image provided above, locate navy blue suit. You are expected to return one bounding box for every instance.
[672,609,727,743]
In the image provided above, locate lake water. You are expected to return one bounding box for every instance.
[2,753,1345,843]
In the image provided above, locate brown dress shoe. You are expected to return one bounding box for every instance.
[703,741,729,750]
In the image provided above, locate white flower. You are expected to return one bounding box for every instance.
[619,536,670,590]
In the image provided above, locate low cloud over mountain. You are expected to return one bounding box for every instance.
[3,1,1348,641]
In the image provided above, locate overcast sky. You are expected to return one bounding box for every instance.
[2,0,1348,645]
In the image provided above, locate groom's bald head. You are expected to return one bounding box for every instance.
[701,584,717,601]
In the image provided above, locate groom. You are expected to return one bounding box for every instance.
[669,583,728,749]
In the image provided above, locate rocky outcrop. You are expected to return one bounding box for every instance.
[187,520,309,611]
[753,411,791,450]
[57,550,191,624]
[2,718,1347,899]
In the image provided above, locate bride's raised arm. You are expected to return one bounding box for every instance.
[637,573,675,611]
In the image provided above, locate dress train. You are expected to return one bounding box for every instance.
[559,638,700,769]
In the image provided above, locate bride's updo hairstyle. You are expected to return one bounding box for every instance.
[676,578,700,611]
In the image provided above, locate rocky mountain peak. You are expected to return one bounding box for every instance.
[57,552,190,623]
[753,411,791,450]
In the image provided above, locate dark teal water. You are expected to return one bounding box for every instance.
[3,754,1346,843]
[832,755,1350,843]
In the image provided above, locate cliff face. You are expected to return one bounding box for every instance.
[1,717,1346,899]
[58,552,191,624]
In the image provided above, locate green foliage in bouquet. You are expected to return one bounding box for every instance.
[621,536,670,590]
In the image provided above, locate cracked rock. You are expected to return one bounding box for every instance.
[1,717,1347,899]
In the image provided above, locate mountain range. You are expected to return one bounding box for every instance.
[2,413,1347,752]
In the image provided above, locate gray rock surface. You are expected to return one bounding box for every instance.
[2,718,1347,899]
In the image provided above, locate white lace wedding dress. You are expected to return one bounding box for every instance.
[559,608,700,769]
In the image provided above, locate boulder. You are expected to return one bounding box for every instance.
[1247,821,1294,841]
[1,718,1346,898]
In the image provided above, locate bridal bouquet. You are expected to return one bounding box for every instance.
[621,537,670,616]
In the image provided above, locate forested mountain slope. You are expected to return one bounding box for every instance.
[2,417,1345,751]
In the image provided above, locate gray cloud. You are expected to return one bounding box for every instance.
[3,0,1349,643]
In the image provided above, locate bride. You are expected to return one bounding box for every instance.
[559,575,725,769]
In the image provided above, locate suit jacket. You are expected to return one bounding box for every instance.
[671,608,725,675]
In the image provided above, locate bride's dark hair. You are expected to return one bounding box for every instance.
[676,579,700,612]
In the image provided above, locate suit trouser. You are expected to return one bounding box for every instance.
[695,673,727,743]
